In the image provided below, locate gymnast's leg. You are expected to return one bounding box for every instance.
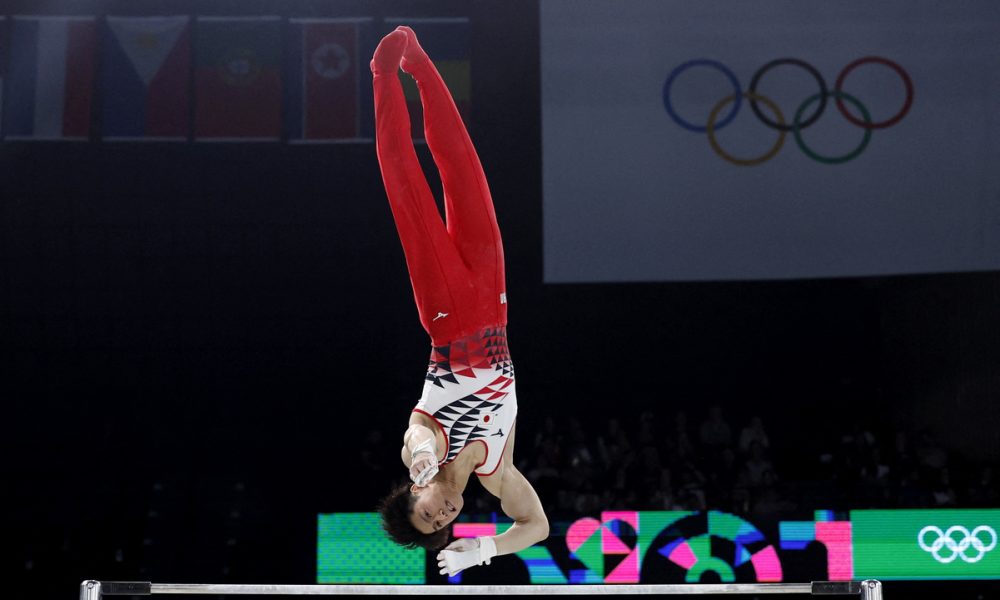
[371,29,473,343]
[397,26,507,328]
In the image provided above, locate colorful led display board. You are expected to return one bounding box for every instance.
[317,509,1000,584]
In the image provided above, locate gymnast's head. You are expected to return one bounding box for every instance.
[377,480,462,549]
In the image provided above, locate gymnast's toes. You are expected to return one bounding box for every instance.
[371,29,408,74]
[397,25,430,72]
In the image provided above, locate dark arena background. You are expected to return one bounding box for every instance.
[3,1,1000,599]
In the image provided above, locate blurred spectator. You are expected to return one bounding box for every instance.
[597,417,632,468]
[915,429,948,471]
[667,409,696,463]
[740,441,775,489]
[525,452,561,493]
[634,445,663,501]
[526,451,559,480]
[731,486,752,516]
[533,416,563,456]
[859,445,892,506]
[965,466,998,506]
[565,417,597,487]
[931,467,958,507]
[676,462,708,510]
[892,430,913,464]
[637,410,656,446]
[648,468,679,510]
[738,416,770,454]
[698,405,732,450]
[708,446,741,507]
[897,466,932,507]
[890,431,917,482]
[841,423,877,465]
[751,469,797,518]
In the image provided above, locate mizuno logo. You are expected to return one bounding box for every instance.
[433,312,449,321]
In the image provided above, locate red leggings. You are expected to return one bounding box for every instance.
[373,56,507,345]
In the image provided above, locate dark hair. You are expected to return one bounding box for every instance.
[377,483,451,550]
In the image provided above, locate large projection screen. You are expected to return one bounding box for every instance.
[541,1,1000,282]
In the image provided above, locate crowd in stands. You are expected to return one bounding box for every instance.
[453,405,1000,520]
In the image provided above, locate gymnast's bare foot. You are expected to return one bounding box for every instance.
[397,25,430,73]
[371,29,407,74]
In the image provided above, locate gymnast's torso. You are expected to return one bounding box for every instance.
[411,326,517,478]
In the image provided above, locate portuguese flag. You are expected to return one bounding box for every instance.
[194,17,281,140]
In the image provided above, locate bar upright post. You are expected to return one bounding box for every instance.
[859,580,882,600]
[81,581,102,600]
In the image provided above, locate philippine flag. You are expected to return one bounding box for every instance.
[101,16,191,140]
[3,16,97,140]
[285,18,374,143]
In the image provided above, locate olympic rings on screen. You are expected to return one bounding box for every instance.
[918,525,997,564]
[663,59,743,132]
[662,56,913,165]
[707,92,786,166]
[835,56,914,129]
[793,91,872,164]
[749,58,829,132]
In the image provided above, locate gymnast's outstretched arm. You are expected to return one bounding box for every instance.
[493,464,550,554]
[436,428,549,576]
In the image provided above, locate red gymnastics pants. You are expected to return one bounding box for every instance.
[372,53,507,346]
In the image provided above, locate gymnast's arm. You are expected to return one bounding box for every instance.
[401,414,440,482]
[435,428,549,575]
[478,426,550,553]
[491,463,550,554]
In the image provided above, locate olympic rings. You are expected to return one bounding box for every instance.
[834,56,914,129]
[918,525,997,564]
[793,91,872,165]
[749,58,828,132]
[707,93,786,167]
[663,56,913,165]
[663,59,742,132]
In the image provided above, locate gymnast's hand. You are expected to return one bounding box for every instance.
[436,537,497,577]
[409,438,439,487]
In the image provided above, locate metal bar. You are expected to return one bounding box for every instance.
[155,583,814,595]
[812,582,861,595]
[80,580,883,597]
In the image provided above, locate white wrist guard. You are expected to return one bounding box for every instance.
[410,438,439,486]
[478,536,498,565]
[411,437,435,460]
[410,438,434,459]
[437,536,499,576]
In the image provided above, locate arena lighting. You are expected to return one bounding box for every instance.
[80,580,884,599]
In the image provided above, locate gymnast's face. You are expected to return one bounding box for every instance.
[409,482,463,534]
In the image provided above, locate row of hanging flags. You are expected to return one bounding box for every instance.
[0,15,471,142]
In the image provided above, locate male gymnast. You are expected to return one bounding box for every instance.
[371,26,549,577]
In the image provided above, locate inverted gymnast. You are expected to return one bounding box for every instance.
[371,26,550,577]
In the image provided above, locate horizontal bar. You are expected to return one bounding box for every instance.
[157,583,815,595]
[813,582,862,595]
[103,582,152,595]
[82,581,861,596]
